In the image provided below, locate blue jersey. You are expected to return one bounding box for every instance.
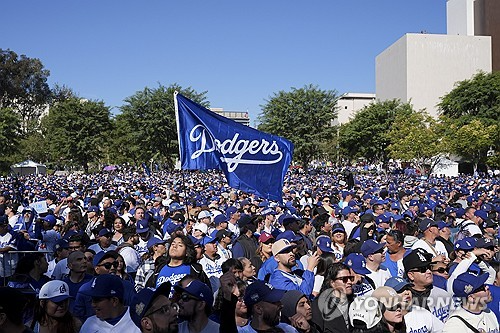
[156,264,191,296]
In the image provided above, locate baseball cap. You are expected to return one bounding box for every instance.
[475,238,495,249]
[93,250,118,267]
[53,239,69,252]
[403,248,433,272]
[316,235,334,253]
[169,202,184,212]
[361,239,385,257]
[349,297,383,329]
[38,280,71,302]
[474,210,489,220]
[136,219,150,233]
[384,277,413,292]
[260,207,277,216]
[225,206,238,218]
[87,206,99,213]
[87,274,124,299]
[342,206,358,216]
[437,221,451,230]
[276,230,301,243]
[372,286,403,308]
[409,200,419,207]
[215,229,233,241]
[193,223,208,234]
[454,237,477,251]
[132,282,172,319]
[243,280,286,308]
[452,269,489,297]
[201,236,217,246]
[344,253,370,275]
[258,232,275,244]
[418,218,438,232]
[332,223,346,234]
[147,238,166,250]
[482,219,498,229]
[174,279,213,305]
[43,215,57,227]
[272,239,296,256]
[98,228,113,237]
[0,215,7,226]
[213,214,228,225]
[197,210,212,220]
[281,214,300,227]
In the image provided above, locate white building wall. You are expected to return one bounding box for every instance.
[376,33,491,118]
[336,93,376,125]
[447,0,475,35]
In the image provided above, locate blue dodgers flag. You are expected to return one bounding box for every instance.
[175,93,293,201]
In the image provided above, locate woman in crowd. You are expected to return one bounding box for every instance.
[311,262,354,333]
[331,224,348,261]
[372,286,406,333]
[112,216,126,245]
[31,280,82,332]
[312,252,337,297]
[254,232,274,274]
[115,252,134,284]
[238,257,257,283]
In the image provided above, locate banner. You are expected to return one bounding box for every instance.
[175,93,294,201]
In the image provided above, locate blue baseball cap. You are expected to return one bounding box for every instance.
[342,206,358,216]
[384,277,413,292]
[454,237,477,251]
[344,253,371,275]
[225,206,238,218]
[276,230,302,242]
[132,281,172,319]
[418,218,438,232]
[136,219,150,233]
[98,228,113,237]
[409,200,419,207]
[213,214,228,225]
[201,236,217,246]
[87,274,124,299]
[452,269,489,297]
[243,280,286,308]
[375,214,390,224]
[87,206,99,213]
[361,239,385,257]
[169,202,184,212]
[53,239,69,252]
[174,279,213,305]
[437,221,451,230]
[260,207,277,216]
[332,223,346,234]
[147,237,166,249]
[474,210,489,220]
[316,235,334,253]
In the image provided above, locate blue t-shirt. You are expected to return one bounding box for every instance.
[487,284,500,322]
[156,264,191,296]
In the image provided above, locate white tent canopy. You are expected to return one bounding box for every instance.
[10,160,47,175]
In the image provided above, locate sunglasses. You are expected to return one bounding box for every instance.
[98,261,119,269]
[431,267,449,274]
[386,303,402,311]
[180,293,199,302]
[145,303,179,317]
[323,200,330,203]
[335,276,355,283]
[410,266,430,273]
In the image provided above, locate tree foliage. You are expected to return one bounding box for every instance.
[0,108,22,170]
[111,84,209,166]
[387,111,447,175]
[338,100,413,163]
[447,119,498,171]
[42,97,112,172]
[438,71,500,122]
[258,84,338,169]
[0,49,52,133]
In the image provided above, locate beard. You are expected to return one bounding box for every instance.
[152,320,178,333]
[262,309,281,327]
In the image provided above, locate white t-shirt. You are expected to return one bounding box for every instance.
[411,239,449,259]
[366,266,392,288]
[342,220,357,238]
[119,245,141,273]
[443,306,499,333]
[405,305,444,333]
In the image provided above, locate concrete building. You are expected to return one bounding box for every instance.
[210,107,250,126]
[334,93,376,125]
[447,0,500,71]
[376,33,491,118]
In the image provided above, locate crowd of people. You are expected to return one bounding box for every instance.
[0,168,499,333]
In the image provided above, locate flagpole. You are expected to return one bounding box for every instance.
[173,91,182,164]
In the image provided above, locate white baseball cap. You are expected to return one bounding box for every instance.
[39,280,71,302]
[193,222,208,234]
[197,210,212,220]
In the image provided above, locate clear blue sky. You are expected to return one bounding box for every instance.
[2,1,446,125]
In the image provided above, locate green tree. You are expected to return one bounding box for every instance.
[438,71,500,121]
[338,100,413,163]
[0,108,22,171]
[0,49,52,133]
[42,97,112,172]
[446,119,498,172]
[258,84,338,169]
[111,83,209,166]
[387,110,448,175]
